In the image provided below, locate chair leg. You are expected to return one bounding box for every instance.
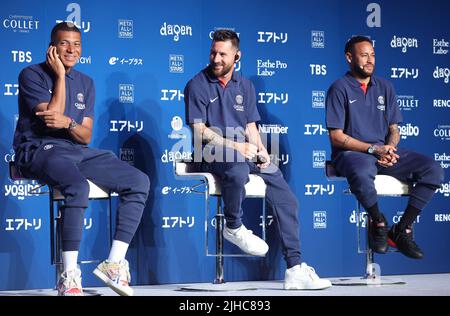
[356,200,376,279]
[108,196,113,247]
[50,193,55,266]
[364,215,376,279]
[50,192,64,287]
[261,199,266,241]
[50,194,56,288]
[214,196,225,284]
[55,201,63,279]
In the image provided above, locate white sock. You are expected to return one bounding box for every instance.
[107,240,129,263]
[62,251,78,272]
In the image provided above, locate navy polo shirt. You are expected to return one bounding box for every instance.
[184,67,260,141]
[326,72,402,158]
[13,62,95,155]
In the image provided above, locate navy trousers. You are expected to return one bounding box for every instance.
[333,148,444,211]
[202,161,301,268]
[22,141,150,251]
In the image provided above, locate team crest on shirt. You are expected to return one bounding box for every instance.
[75,93,86,110]
[233,94,244,112]
[377,95,385,111]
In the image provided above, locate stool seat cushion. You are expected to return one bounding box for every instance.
[175,162,266,197]
[325,160,409,196]
[374,175,409,196]
[53,180,110,200]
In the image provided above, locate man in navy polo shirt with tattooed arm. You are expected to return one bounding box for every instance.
[326,35,444,259]
[13,22,150,296]
[184,29,331,290]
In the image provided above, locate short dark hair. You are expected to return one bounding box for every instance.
[212,29,240,50]
[344,35,372,54]
[50,22,81,45]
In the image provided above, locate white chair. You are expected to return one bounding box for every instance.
[174,160,267,286]
[326,161,408,284]
[9,161,113,279]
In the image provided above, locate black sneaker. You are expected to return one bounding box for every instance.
[387,224,424,259]
[367,214,389,254]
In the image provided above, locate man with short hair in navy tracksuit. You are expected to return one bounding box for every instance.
[184,29,331,290]
[13,22,150,296]
[326,36,444,259]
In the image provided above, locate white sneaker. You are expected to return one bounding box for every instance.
[223,225,269,256]
[284,263,332,290]
[93,259,133,296]
[57,268,83,296]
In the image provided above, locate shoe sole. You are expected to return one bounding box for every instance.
[222,233,269,256]
[58,292,83,296]
[370,247,388,254]
[387,237,423,259]
[284,283,332,290]
[93,268,134,296]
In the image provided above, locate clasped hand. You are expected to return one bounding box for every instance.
[235,142,271,169]
[375,145,399,168]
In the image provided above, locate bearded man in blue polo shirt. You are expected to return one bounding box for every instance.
[13,22,150,296]
[326,36,444,259]
[184,29,331,290]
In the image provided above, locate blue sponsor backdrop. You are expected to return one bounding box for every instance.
[1,0,449,290]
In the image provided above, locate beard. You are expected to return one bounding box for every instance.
[209,62,234,78]
[353,63,374,78]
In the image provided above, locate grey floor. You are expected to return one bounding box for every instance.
[1,273,450,296]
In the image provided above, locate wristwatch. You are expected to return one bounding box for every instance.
[367,145,376,155]
[68,118,77,131]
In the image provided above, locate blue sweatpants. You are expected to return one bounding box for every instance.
[333,148,444,210]
[202,161,301,268]
[23,141,150,251]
